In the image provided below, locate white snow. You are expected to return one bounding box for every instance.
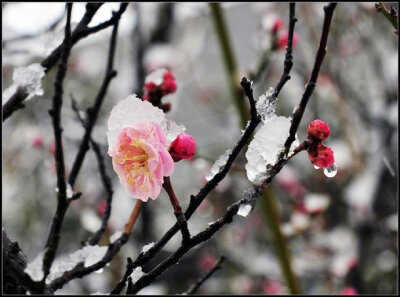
[24,251,44,282]
[205,149,232,181]
[130,267,145,284]
[141,242,155,253]
[256,87,276,122]
[237,204,252,217]
[107,95,186,148]
[3,63,45,103]
[245,116,298,185]
[45,245,108,284]
[110,230,124,244]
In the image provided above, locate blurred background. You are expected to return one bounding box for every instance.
[2,2,398,294]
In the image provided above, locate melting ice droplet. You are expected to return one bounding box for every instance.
[323,163,337,178]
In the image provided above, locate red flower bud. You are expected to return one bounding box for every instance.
[144,82,157,93]
[307,119,331,141]
[169,133,196,162]
[308,143,335,168]
[278,32,299,50]
[161,71,177,95]
[340,287,357,295]
[271,18,284,32]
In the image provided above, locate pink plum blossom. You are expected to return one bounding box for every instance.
[107,95,186,201]
[109,122,174,202]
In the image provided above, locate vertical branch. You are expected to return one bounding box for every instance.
[42,3,73,283]
[209,3,248,128]
[283,3,337,155]
[68,5,124,187]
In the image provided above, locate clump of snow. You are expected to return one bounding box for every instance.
[256,87,276,122]
[110,230,124,244]
[24,251,44,282]
[107,95,187,148]
[162,119,187,145]
[205,149,232,181]
[66,183,74,199]
[130,267,145,284]
[3,63,45,103]
[237,204,253,217]
[246,116,298,185]
[45,245,108,284]
[141,242,155,253]
[107,95,165,149]
[80,208,102,233]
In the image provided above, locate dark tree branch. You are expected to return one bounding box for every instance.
[282,3,337,156]
[113,3,338,294]
[68,6,122,187]
[42,3,73,286]
[184,256,226,295]
[70,96,114,246]
[273,3,297,98]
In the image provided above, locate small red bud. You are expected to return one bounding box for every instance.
[308,143,335,168]
[144,82,157,93]
[32,136,43,148]
[278,32,299,50]
[340,287,358,295]
[307,119,331,141]
[271,18,284,32]
[161,72,177,95]
[169,133,196,162]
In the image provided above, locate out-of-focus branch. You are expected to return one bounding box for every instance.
[184,256,226,294]
[68,6,123,187]
[375,2,398,33]
[209,3,248,128]
[42,3,73,286]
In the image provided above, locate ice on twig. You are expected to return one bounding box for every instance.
[130,267,145,284]
[141,242,155,253]
[245,116,299,185]
[237,188,258,217]
[237,204,253,217]
[45,245,108,284]
[256,87,276,122]
[3,63,45,103]
[24,251,44,282]
[162,119,186,145]
[205,149,232,181]
[66,183,73,199]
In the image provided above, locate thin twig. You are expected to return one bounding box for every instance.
[375,2,398,33]
[163,176,191,244]
[184,256,226,294]
[42,3,73,286]
[283,2,337,156]
[124,200,143,235]
[68,7,122,187]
